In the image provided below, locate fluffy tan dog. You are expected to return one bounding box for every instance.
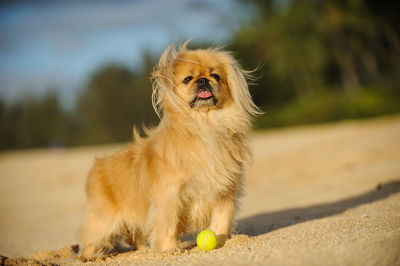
[79,41,260,255]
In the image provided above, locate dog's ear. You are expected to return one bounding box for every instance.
[151,46,174,117]
[151,42,192,117]
[223,52,262,118]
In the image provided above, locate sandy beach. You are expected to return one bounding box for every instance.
[1,115,399,265]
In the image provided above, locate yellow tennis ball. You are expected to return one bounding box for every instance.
[196,230,218,251]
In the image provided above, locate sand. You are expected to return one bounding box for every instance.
[0,115,399,265]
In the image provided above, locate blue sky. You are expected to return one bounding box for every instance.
[0,0,252,108]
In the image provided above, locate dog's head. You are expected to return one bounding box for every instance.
[152,41,260,118]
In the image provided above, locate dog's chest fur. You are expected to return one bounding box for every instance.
[155,114,249,232]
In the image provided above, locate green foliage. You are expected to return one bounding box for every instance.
[232,0,400,128]
[232,0,400,108]
[76,62,157,145]
[255,88,400,129]
[0,93,73,150]
[0,57,159,150]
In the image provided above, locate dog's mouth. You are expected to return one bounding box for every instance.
[190,88,217,108]
[197,89,213,99]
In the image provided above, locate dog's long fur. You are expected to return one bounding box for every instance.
[79,42,260,254]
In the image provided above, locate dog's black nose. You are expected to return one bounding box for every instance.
[197,78,209,86]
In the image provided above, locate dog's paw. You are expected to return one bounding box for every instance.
[217,234,229,247]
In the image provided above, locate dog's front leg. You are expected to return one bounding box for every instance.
[209,196,236,247]
[146,184,181,252]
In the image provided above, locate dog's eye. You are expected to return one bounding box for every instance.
[210,73,220,82]
[183,76,193,84]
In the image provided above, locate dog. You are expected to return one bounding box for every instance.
[79,41,260,255]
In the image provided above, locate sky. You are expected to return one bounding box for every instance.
[0,0,252,108]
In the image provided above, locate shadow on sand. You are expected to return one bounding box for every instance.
[236,179,400,236]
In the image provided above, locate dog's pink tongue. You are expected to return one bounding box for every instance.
[197,91,212,98]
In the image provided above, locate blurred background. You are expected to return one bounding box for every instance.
[1,0,399,150]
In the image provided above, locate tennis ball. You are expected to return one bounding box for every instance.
[196,230,218,251]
